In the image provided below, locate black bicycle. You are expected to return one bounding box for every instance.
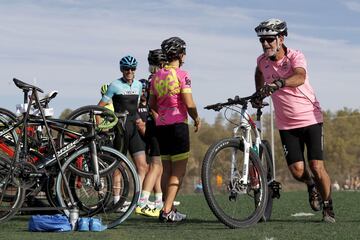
[0,78,140,228]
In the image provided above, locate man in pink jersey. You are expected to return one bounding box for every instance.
[150,37,201,222]
[253,18,335,223]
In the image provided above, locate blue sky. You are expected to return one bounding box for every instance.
[1,0,359,123]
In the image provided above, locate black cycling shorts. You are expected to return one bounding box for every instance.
[279,123,324,166]
[114,119,145,156]
[143,119,161,157]
[156,122,189,161]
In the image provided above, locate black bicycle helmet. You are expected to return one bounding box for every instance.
[148,49,167,66]
[139,79,149,90]
[255,18,288,37]
[161,37,186,61]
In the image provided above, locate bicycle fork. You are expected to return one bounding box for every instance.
[89,140,101,191]
[228,125,252,200]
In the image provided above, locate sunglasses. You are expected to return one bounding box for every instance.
[182,48,186,55]
[259,37,276,44]
[122,67,136,71]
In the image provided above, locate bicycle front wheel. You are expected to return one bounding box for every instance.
[56,146,140,228]
[260,140,275,221]
[201,138,268,228]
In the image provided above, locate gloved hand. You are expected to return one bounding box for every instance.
[251,97,263,109]
[259,78,285,96]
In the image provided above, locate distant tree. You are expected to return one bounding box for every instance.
[59,108,72,119]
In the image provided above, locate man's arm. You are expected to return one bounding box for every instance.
[282,67,306,87]
[265,67,306,94]
[255,66,264,91]
[98,100,107,107]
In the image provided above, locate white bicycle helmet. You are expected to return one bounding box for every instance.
[255,18,288,37]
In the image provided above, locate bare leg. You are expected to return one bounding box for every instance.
[142,156,162,192]
[163,159,188,213]
[132,151,149,188]
[113,169,121,203]
[288,161,314,186]
[309,160,332,200]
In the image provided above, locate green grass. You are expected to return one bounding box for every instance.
[0,191,359,240]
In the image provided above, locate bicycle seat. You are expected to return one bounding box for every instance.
[13,78,44,93]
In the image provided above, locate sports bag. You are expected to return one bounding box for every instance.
[28,214,71,232]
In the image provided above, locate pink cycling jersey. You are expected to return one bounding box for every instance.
[257,48,323,130]
[150,66,192,126]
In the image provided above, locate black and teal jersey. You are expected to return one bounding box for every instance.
[101,78,142,119]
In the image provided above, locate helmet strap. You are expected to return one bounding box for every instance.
[179,53,185,67]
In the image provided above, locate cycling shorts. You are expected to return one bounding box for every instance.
[114,119,145,156]
[156,122,189,162]
[279,123,324,166]
[140,118,161,158]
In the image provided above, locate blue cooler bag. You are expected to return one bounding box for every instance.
[28,214,72,232]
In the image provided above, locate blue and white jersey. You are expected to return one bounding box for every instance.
[101,78,142,119]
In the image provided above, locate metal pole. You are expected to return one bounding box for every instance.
[270,98,275,163]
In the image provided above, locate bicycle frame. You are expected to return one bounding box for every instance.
[228,104,258,191]
[230,104,276,189]
[0,113,105,184]
[0,78,109,206]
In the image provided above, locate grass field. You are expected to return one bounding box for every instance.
[0,191,359,240]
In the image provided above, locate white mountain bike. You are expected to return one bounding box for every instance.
[202,92,281,228]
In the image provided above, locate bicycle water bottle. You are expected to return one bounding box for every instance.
[69,207,79,230]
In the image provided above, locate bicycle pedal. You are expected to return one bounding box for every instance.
[270,181,282,199]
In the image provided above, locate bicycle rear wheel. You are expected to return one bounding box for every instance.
[0,108,17,121]
[202,138,268,228]
[0,114,18,159]
[56,146,140,228]
[0,156,25,223]
[59,105,122,151]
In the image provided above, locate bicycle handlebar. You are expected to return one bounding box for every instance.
[204,91,268,111]
[97,109,119,130]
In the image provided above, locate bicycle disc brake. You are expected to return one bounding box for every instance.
[227,176,247,201]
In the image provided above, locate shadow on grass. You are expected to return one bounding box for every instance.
[122,216,228,230]
[267,218,321,223]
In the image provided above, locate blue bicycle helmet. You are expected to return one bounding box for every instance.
[119,55,138,69]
